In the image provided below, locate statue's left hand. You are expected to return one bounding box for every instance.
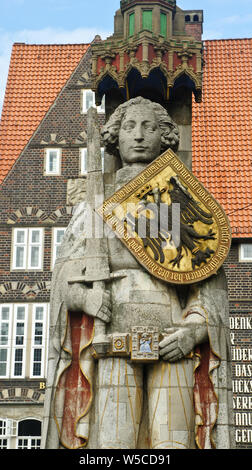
[159,327,195,362]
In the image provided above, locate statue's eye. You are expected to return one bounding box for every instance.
[143,123,157,131]
[122,121,135,131]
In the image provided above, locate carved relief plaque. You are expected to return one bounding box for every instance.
[131,327,159,362]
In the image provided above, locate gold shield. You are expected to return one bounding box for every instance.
[97,149,232,284]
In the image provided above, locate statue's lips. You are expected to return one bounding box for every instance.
[132,146,148,151]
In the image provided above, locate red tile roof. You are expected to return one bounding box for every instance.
[0,39,251,238]
[192,38,252,238]
[0,43,89,183]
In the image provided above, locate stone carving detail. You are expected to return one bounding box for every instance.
[67,178,87,206]
[131,326,159,362]
[42,98,233,450]
[91,31,203,103]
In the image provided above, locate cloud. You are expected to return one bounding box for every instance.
[203,30,224,40]
[220,13,252,24]
[202,13,252,41]
[0,26,111,116]
[9,26,111,44]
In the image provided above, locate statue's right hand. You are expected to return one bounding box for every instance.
[84,288,112,324]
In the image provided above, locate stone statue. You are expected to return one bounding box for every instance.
[42,97,234,450]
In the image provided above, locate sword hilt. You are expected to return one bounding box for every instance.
[92,280,110,357]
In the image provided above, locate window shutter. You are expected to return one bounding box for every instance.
[6,419,18,437]
[160,12,167,37]
[129,12,135,37]
[142,10,152,31]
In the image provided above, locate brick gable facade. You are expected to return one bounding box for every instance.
[0,36,251,449]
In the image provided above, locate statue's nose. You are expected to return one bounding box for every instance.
[134,123,144,141]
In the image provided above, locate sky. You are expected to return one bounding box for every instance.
[0,0,252,114]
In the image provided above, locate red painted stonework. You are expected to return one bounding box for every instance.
[97,56,105,74]
[173,52,182,70]
[148,44,156,64]
[135,44,143,62]
[194,343,218,449]
[188,54,197,72]
[58,312,94,449]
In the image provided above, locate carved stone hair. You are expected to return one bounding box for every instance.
[101,96,180,158]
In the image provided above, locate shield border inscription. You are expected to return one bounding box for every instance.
[97,149,232,285]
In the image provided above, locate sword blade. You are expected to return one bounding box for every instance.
[85,106,110,343]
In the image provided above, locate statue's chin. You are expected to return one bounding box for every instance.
[121,154,157,165]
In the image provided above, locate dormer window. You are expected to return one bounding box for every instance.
[142,10,152,32]
[82,89,105,114]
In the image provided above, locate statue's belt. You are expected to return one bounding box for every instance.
[91,326,193,362]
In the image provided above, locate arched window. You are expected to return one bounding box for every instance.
[185,15,191,22]
[17,419,41,449]
[193,15,199,22]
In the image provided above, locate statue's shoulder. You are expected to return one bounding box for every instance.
[199,266,228,292]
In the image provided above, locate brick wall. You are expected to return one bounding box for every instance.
[0,47,105,305]
[0,47,104,430]
[185,23,202,42]
[224,242,252,300]
[224,242,252,448]
[0,43,251,448]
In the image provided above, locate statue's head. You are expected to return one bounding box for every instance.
[102,96,179,166]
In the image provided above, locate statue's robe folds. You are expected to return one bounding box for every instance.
[42,201,234,450]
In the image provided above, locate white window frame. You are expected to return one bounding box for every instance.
[0,304,50,379]
[27,229,43,270]
[0,418,18,449]
[45,148,61,175]
[17,436,41,449]
[12,228,43,271]
[80,147,104,176]
[0,419,18,438]
[16,419,41,449]
[80,148,87,175]
[12,228,28,270]
[51,227,66,269]
[0,438,9,449]
[239,244,252,262]
[81,89,105,114]
[0,304,12,378]
[30,304,48,378]
[11,304,28,379]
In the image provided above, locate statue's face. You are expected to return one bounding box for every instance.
[118,104,161,165]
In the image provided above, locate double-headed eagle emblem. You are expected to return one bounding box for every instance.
[97,150,231,284]
[125,176,216,270]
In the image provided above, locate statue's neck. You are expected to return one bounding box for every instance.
[115,163,148,191]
